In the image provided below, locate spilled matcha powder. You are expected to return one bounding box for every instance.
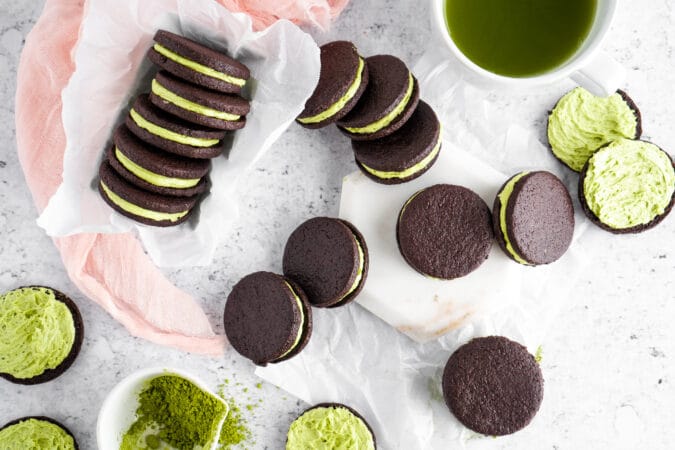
[216,384,254,449]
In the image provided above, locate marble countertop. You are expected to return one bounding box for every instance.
[1,0,674,449]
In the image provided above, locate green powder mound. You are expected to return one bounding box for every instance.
[120,374,228,450]
[217,399,251,449]
[286,406,375,450]
[0,287,75,379]
[548,87,638,172]
[0,418,75,450]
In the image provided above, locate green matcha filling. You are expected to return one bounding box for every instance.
[334,234,365,304]
[129,109,220,148]
[0,418,75,450]
[498,171,531,265]
[583,139,675,229]
[120,374,229,450]
[100,182,189,223]
[151,79,241,122]
[115,148,200,189]
[548,87,638,172]
[343,73,414,134]
[275,282,306,361]
[286,406,375,450]
[361,130,442,180]
[0,287,75,379]
[298,58,365,125]
[153,44,246,87]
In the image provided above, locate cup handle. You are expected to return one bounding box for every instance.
[570,51,625,97]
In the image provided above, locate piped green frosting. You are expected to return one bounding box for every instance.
[498,171,530,265]
[0,287,75,379]
[129,109,220,148]
[115,148,200,189]
[151,79,240,122]
[548,87,638,172]
[0,418,75,450]
[583,139,675,229]
[286,406,375,450]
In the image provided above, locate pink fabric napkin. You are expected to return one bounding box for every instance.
[15,0,348,356]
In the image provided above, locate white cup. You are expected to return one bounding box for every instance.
[419,0,624,96]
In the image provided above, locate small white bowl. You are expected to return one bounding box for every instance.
[97,367,228,450]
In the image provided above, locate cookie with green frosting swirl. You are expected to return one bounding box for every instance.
[0,416,77,450]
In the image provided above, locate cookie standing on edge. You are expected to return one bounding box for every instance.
[0,287,83,385]
[579,138,675,234]
[282,217,369,308]
[397,184,493,280]
[493,171,575,265]
[224,272,312,366]
[0,416,78,449]
[442,336,544,436]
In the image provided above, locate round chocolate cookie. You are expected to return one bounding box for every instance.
[126,94,226,159]
[98,161,199,227]
[493,171,574,265]
[282,217,369,308]
[108,124,210,197]
[150,71,249,131]
[0,416,78,449]
[224,272,312,366]
[286,403,376,450]
[296,41,369,129]
[337,55,420,141]
[0,286,84,385]
[352,101,442,184]
[397,184,493,279]
[442,336,544,436]
[579,138,675,234]
[148,29,250,94]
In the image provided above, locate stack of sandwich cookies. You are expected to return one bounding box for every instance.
[0,417,78,449]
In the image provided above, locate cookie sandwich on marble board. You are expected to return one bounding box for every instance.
[0,416,78,449]
[286,403,376,449]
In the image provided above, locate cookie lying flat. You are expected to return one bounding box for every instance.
[98,161,199,227]
[442,336,544,436]
[579,138,675,234]
[296,41,369,129]
[286,403,376,450]
[224,272,312,366]
[283,217,368,308]
[150,71,249,131]
[0,416,78,450]
[108,124,210,197]
[337,55,419,141]
[548,87,642,172]
[148,29,250,94]
[352,100,441,184]
[126,94,226,159]
[397,184,493,280]
[0,286,83,385]
[493,171,574,265]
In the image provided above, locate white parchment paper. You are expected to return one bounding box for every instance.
[37,0,320,267]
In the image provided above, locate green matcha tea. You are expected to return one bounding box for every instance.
[445,0,597,77]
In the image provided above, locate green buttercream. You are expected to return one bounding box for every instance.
[115,148,200,189]
[129,109,220,148]
[0,287,75,379]
[548,87,638,172]
[151,79,240,122]
[498,171,530,265]
[334,235,365,304]
[275,282,305,361]
[298,58,365,125]
[286,406,375,450]
[361,130,442,180]
[100,182,189,223]
[120,374,229,450]
[583,139,675,229]
[153,44,246,87]
[0,418,75,450]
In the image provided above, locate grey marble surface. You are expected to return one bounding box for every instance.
[1,0,674,449]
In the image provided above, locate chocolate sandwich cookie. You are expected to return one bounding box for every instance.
[0,286,83,385]
[282,217,368,308]
[579,138,675,234]
[397,184,493,280]
[108,125,210,197]
[442,336,544,436]
[126,94,226,159]
[493,171,574,265]
[98,161,199,227]
[352,101,441,184]
[148,29,250,94]
[548,87,642,172]
[150,71,249,131]
[286,403,376,450]
[337,55,420,141]
[0,416,78,449]
[224,272,312,366]
[296,41,369,129]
